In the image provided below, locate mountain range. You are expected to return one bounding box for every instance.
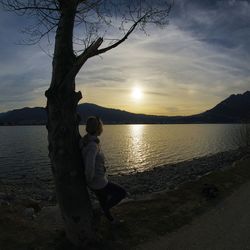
[0,91,249,125]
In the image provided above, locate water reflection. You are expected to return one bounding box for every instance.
[128,125,148,172]
[0,124,245,183]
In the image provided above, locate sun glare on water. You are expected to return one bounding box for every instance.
[132,87,143,100]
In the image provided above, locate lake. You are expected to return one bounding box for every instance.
[0,124,245,183]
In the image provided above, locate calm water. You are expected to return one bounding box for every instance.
[0,124,244,183]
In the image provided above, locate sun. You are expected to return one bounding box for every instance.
[132,87,143,100]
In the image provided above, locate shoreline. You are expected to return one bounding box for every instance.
[0,148,246,204]
[1,149,250,250]
[111,148,245,196]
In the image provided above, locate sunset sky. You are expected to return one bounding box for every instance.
[0,0,249,116]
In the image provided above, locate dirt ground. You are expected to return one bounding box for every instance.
[0,155,250,250]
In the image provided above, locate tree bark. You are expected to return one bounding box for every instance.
[45,2,95,247]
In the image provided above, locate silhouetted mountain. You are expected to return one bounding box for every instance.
[180,91,250,123]
[0,107,46,125]
[77,103,169,124]
[201,91,250,122]
[0,91,249,125]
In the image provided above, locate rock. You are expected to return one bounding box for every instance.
[0,192,15,202]
[32,178,44,189]
[39,189,52,200]
[0,192,6,198]
[48,193,57,202]
[23,207,35,219]
[36,205,63,228]
[201,184,219,199]
[0,199,10,206]
[19,198,42,213]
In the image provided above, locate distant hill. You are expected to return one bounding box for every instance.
[0,107,46,125]
[172,91,250,123]
[201,91,250,122]
[0,91,249,125]
[77,103,169,124]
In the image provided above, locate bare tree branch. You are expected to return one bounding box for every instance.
[4,5,59,11]
[66,37,104,81]
[69,1,171,77]
[0,0,59,13]
[0,0,172,53]
[94,13,147,56]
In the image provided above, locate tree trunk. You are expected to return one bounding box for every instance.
[45,2,95,247]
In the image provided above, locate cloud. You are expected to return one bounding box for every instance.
[0,1,249,115]
[0,9,51,111]
[173,0,250,52]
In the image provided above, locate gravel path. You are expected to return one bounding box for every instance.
[135,164,250,250]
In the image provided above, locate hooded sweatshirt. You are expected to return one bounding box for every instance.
[79,134,108,190]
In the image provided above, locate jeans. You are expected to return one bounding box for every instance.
[93,182,127,221]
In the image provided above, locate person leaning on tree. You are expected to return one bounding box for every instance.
[79,116,127,223]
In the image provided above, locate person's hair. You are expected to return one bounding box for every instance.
[86,116,103,135]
